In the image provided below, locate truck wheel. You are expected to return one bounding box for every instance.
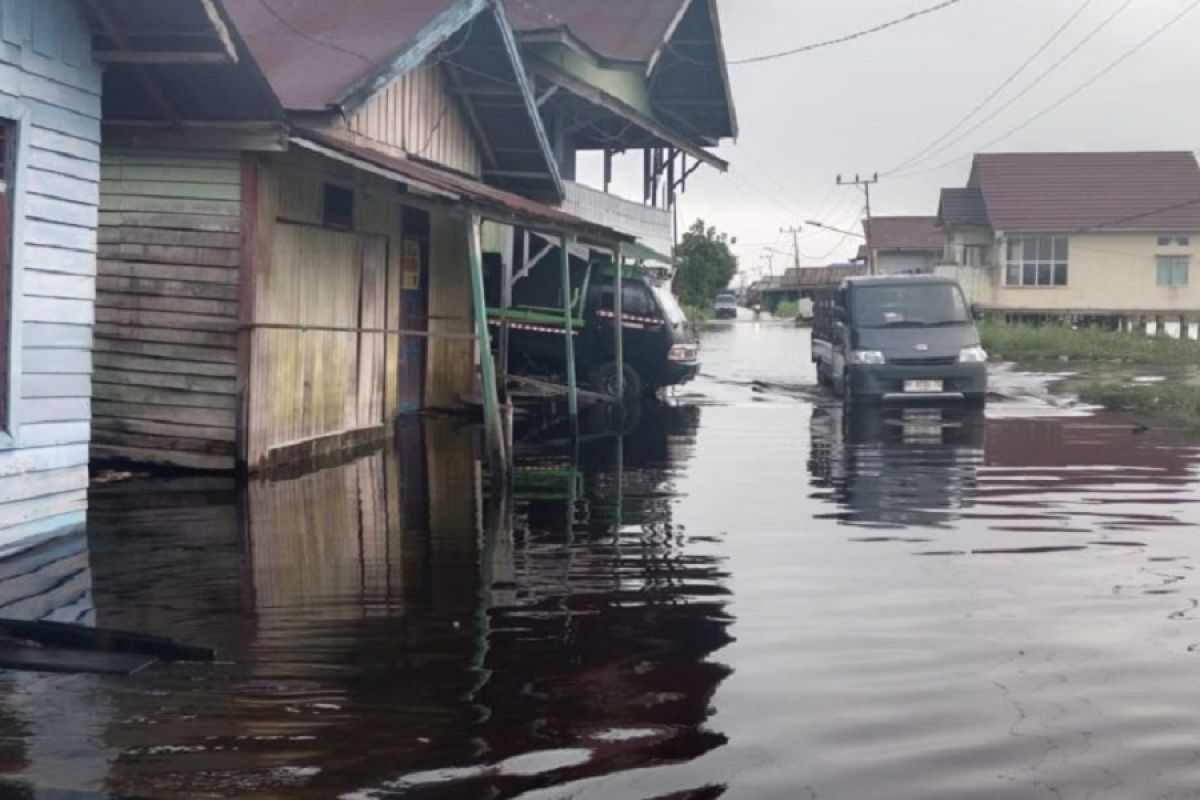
[589,362,643,400]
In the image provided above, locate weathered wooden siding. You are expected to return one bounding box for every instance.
[92,150,241,471]
[341,63,482,177]
[247,149,409,469]
[426,212,474,409]
[0,0,100,556]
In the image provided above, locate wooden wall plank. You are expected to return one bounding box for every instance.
[92,149,241,470]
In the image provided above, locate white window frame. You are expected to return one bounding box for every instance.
[1157,234,1191,247]
[1004,235,1068,288]
[1156,255,1190,287]
[0,99,30,450]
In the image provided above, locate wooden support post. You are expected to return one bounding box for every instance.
[613,250,625,401]
[467,214,507,476]
[560,234,579,423]
[500,229,514,400]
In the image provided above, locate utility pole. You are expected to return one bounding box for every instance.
[837,173,879,274]
[759,253,775,277]
[780,225,802,271]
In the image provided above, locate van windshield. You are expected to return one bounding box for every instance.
[715,294,737,307]
[851,283,970,328]
[652,284,688,325]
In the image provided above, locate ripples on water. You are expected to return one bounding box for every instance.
[4,321,1200,799]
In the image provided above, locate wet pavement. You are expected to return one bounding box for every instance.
[6,319,1200,798]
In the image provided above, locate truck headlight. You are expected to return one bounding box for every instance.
[668,344,698,362]
[959,346,988,363]
[849,350,886,365]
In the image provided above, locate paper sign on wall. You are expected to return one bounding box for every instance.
[402,239,421,291]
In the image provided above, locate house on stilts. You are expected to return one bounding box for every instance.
[91,0,634,473]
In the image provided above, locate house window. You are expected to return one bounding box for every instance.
[1157,255,1189,287]
[1157,235,1190,247]
[963,244,989,267]
[322,183,355,229]
[0,120,13,428]
[1005,236,1068,287]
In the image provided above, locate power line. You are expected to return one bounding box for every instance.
[900,0,1200,178]
[729,0,971,66]
[893,0,1137,176]
[885,0,1098,175]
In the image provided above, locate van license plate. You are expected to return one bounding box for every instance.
[904,380,943,393]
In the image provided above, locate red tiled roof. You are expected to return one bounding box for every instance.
[504,0,688,63]
[970,152,1200,233]
[864,217,946,252]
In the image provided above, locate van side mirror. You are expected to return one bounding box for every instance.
[970,303,984,321]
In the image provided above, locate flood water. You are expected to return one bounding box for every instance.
[6,320,1200,799]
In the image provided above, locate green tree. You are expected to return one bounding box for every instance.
[672,219,738,308]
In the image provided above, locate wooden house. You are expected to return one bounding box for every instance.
[89,0,629,473]
[0,0,102,564]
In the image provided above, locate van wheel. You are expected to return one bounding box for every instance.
[816,365,832,388]
[589,362,643,400]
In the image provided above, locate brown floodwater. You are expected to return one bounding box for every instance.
[4,319,1200,799]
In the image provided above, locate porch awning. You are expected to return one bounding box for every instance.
[292,131,631,248]
[620,240,673,265]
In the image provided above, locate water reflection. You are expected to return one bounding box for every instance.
[809,405,987,528]
[0,406,730,799]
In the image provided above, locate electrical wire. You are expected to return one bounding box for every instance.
[729,0,971,66]
[899,0,1200,178]
[885,0,1098,175]
[257,0,375,64]
[893,0,1138,176]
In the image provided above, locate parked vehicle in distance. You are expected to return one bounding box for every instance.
[811,275,987,405]
[713,292,738,320]
[488,259,699,398]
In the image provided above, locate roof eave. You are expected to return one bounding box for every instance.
[487,0,565,203]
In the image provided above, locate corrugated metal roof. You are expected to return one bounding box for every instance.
[296,131,625,242]
[864,217,946,252]
[778,265,867,289]
[504,0,688,63]
[938,188,988,228]
[221,0,466,111]
[970,152,1200,232]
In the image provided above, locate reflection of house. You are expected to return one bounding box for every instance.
[864,216,946,275]
[937,152,1200,334]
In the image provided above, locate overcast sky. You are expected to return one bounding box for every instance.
[587,0,1200,284]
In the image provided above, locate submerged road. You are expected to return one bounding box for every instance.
[6,318,1200,799]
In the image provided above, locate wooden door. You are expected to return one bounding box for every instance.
[398,209,430,413]
[357,235,388,427]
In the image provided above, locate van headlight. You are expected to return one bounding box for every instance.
[849,350,886,365]
[668,344,698,362]
[959,346,988,363]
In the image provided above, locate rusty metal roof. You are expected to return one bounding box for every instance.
[221,0,474,111]
[778,265,867,289]
[969,152,1200,233]
[864,217,946,252]
[296,131,626,243]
